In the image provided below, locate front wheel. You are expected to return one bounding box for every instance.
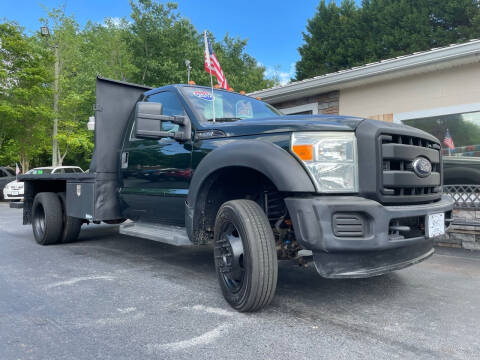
[214,199,278,312]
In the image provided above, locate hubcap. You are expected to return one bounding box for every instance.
[215,222,245,292]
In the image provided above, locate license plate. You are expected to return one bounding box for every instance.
[11,191,19,196]
[426,213,445,238]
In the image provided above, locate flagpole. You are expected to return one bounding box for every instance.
[209,71,215,123]
[204,31,215,123]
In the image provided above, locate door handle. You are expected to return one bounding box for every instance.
[121,152,129,169]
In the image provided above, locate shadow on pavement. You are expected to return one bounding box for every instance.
[67,224,409,309]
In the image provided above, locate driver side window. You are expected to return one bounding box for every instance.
[147,91,184,133]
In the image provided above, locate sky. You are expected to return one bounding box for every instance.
[0,0,333,84]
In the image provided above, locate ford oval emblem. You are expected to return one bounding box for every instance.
[412,157,432,178]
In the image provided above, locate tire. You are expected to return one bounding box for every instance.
[32,192,63,245]
[214,199,278,312]
[58,193,82,243]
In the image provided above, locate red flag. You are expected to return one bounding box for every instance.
[204,32,228,89]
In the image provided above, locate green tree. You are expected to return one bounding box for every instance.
[214,34,274,93]
[296,0,363,79]
[127,0,198,85]
[82,18,138,82]
[296,0,480,81]
[0,22,52,171]
[127,0,273,91]
[0,1,276,169]
[39,8,91,167]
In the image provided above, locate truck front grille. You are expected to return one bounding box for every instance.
[379,133,442,204]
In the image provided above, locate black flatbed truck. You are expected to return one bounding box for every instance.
[20,77,454,312]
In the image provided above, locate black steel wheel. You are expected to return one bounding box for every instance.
[216,221,246,293]
[214,199,278,312]
[32,192,63,245]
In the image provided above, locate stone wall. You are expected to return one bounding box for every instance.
[273,91,339,115]
[434,208,480,250]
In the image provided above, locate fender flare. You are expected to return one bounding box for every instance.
[185,140,315,240]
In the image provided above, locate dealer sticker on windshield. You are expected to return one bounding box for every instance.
[193,90,214,101]
[426,213,445,238]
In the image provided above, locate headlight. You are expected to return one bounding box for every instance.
[291,132,358,192]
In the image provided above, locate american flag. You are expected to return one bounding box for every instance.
[204,32,228,89]
[443,128,455,150]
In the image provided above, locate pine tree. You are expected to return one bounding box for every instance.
[295,0,480,81]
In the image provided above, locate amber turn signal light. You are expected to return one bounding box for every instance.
[292,144,314,161]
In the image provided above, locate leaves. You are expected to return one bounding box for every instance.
[0,0,273,170]
[0,22,52,171]
[295,0,480,81]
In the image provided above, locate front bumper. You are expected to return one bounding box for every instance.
[3,189,24,200]
[285,194,453,278]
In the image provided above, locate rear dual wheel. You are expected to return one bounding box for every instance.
[214,200,278,312]
[58,193,83,243]
[32,192,82,245]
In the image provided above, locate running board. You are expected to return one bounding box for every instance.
[119,222,192,246]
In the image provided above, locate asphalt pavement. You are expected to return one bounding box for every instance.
[1,202,479,360]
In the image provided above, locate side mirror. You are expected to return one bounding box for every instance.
[134,102,191,141]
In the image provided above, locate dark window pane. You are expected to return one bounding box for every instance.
[147,91,184,117]
[403,111,480,185]
[403,111,480,158]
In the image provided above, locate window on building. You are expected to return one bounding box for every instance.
[279,103,318,116]
[403,111,480,185]
[290,110,313,115]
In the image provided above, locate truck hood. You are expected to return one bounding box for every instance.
[200,114,365,137]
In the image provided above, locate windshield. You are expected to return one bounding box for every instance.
[181,87,282,123]
[5,168,15,176]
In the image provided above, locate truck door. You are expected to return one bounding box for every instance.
[120,90,192,225]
